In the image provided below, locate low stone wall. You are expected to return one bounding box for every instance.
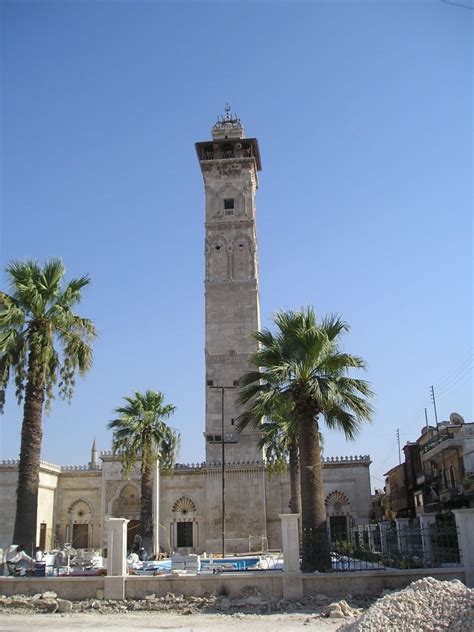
[125,573,282,599]
[302,568,465,597]
[0,576,105,599]
[0,568,465,601]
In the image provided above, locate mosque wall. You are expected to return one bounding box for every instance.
[0,455,371,554]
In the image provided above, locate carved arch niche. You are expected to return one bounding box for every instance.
[206,236,229,281]
[171,496,198,550]
[66,498,93,549]
[325,490,351,541]
[325,490,350,516]
[111,482,141,519]
[232,234,255,281]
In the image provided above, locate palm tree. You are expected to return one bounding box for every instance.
[0,259,96,548]
[238,394,324,542]
[108,390,178,554]
[238,395,302,517]
[238,307,373,571]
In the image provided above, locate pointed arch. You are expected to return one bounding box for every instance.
[232,233,255,281]
[110,482,141,519]
[206,235,229,281]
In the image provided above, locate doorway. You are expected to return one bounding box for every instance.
[330,515,348,541]
[177,522,193,548]
[72,523,89,548]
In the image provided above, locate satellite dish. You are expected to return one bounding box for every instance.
[449,412,465,425]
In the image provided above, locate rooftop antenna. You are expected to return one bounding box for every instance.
[430,385,439,426]
[397,428,401,465]
[424,407,429,428]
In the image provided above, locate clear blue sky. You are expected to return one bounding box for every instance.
[1,0,472,492]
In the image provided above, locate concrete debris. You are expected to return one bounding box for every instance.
[56,598,73,613]
[0,589,367,616]
[322,600,362,619]
[340,577,474,632]
[5,578,469,627]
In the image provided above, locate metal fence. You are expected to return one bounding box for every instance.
[301,521,461,572]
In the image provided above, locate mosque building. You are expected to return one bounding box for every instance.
[0,110,372,554]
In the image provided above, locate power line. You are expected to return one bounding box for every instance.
[441,0,474,10]
[435,352,473,390]
[437,368,473,396]
[436,370,472,399]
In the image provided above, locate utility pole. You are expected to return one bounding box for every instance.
[209,384,237,558]
[430,385,439,427]
[424,408,429,428]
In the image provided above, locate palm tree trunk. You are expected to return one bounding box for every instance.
[13,350,44,549]
[297,409,330,571]
[288,442,302,543]
[140,459,154,556]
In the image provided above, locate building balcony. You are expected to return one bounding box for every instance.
[422,432,462,459]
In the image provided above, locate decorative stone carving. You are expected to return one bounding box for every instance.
[325,490,350,515]
[172,496,197,514]
[67,498,93,523]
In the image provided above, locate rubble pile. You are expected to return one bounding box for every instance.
[322,599,363,620]
[340,578,474,632]
[0,587,370,617]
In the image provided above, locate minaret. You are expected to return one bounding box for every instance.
[196,106,263,464]
[89,437,98,469]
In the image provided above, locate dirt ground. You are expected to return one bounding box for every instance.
[2,611,346,631]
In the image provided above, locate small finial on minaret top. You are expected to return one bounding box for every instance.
[212,104,245,140]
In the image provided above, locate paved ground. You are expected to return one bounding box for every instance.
[2,612,346,631]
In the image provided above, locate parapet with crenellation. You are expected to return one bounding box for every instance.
[0,453,371,473]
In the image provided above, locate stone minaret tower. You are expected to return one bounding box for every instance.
[196,107,263,464]
[89,437,98,469]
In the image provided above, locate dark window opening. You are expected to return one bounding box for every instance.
[233,379,239,386]
[207,380,214,386]
[215,245,221,251]
[177,522,193,548]
[224,199,234,210]
[231,418,235,426]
